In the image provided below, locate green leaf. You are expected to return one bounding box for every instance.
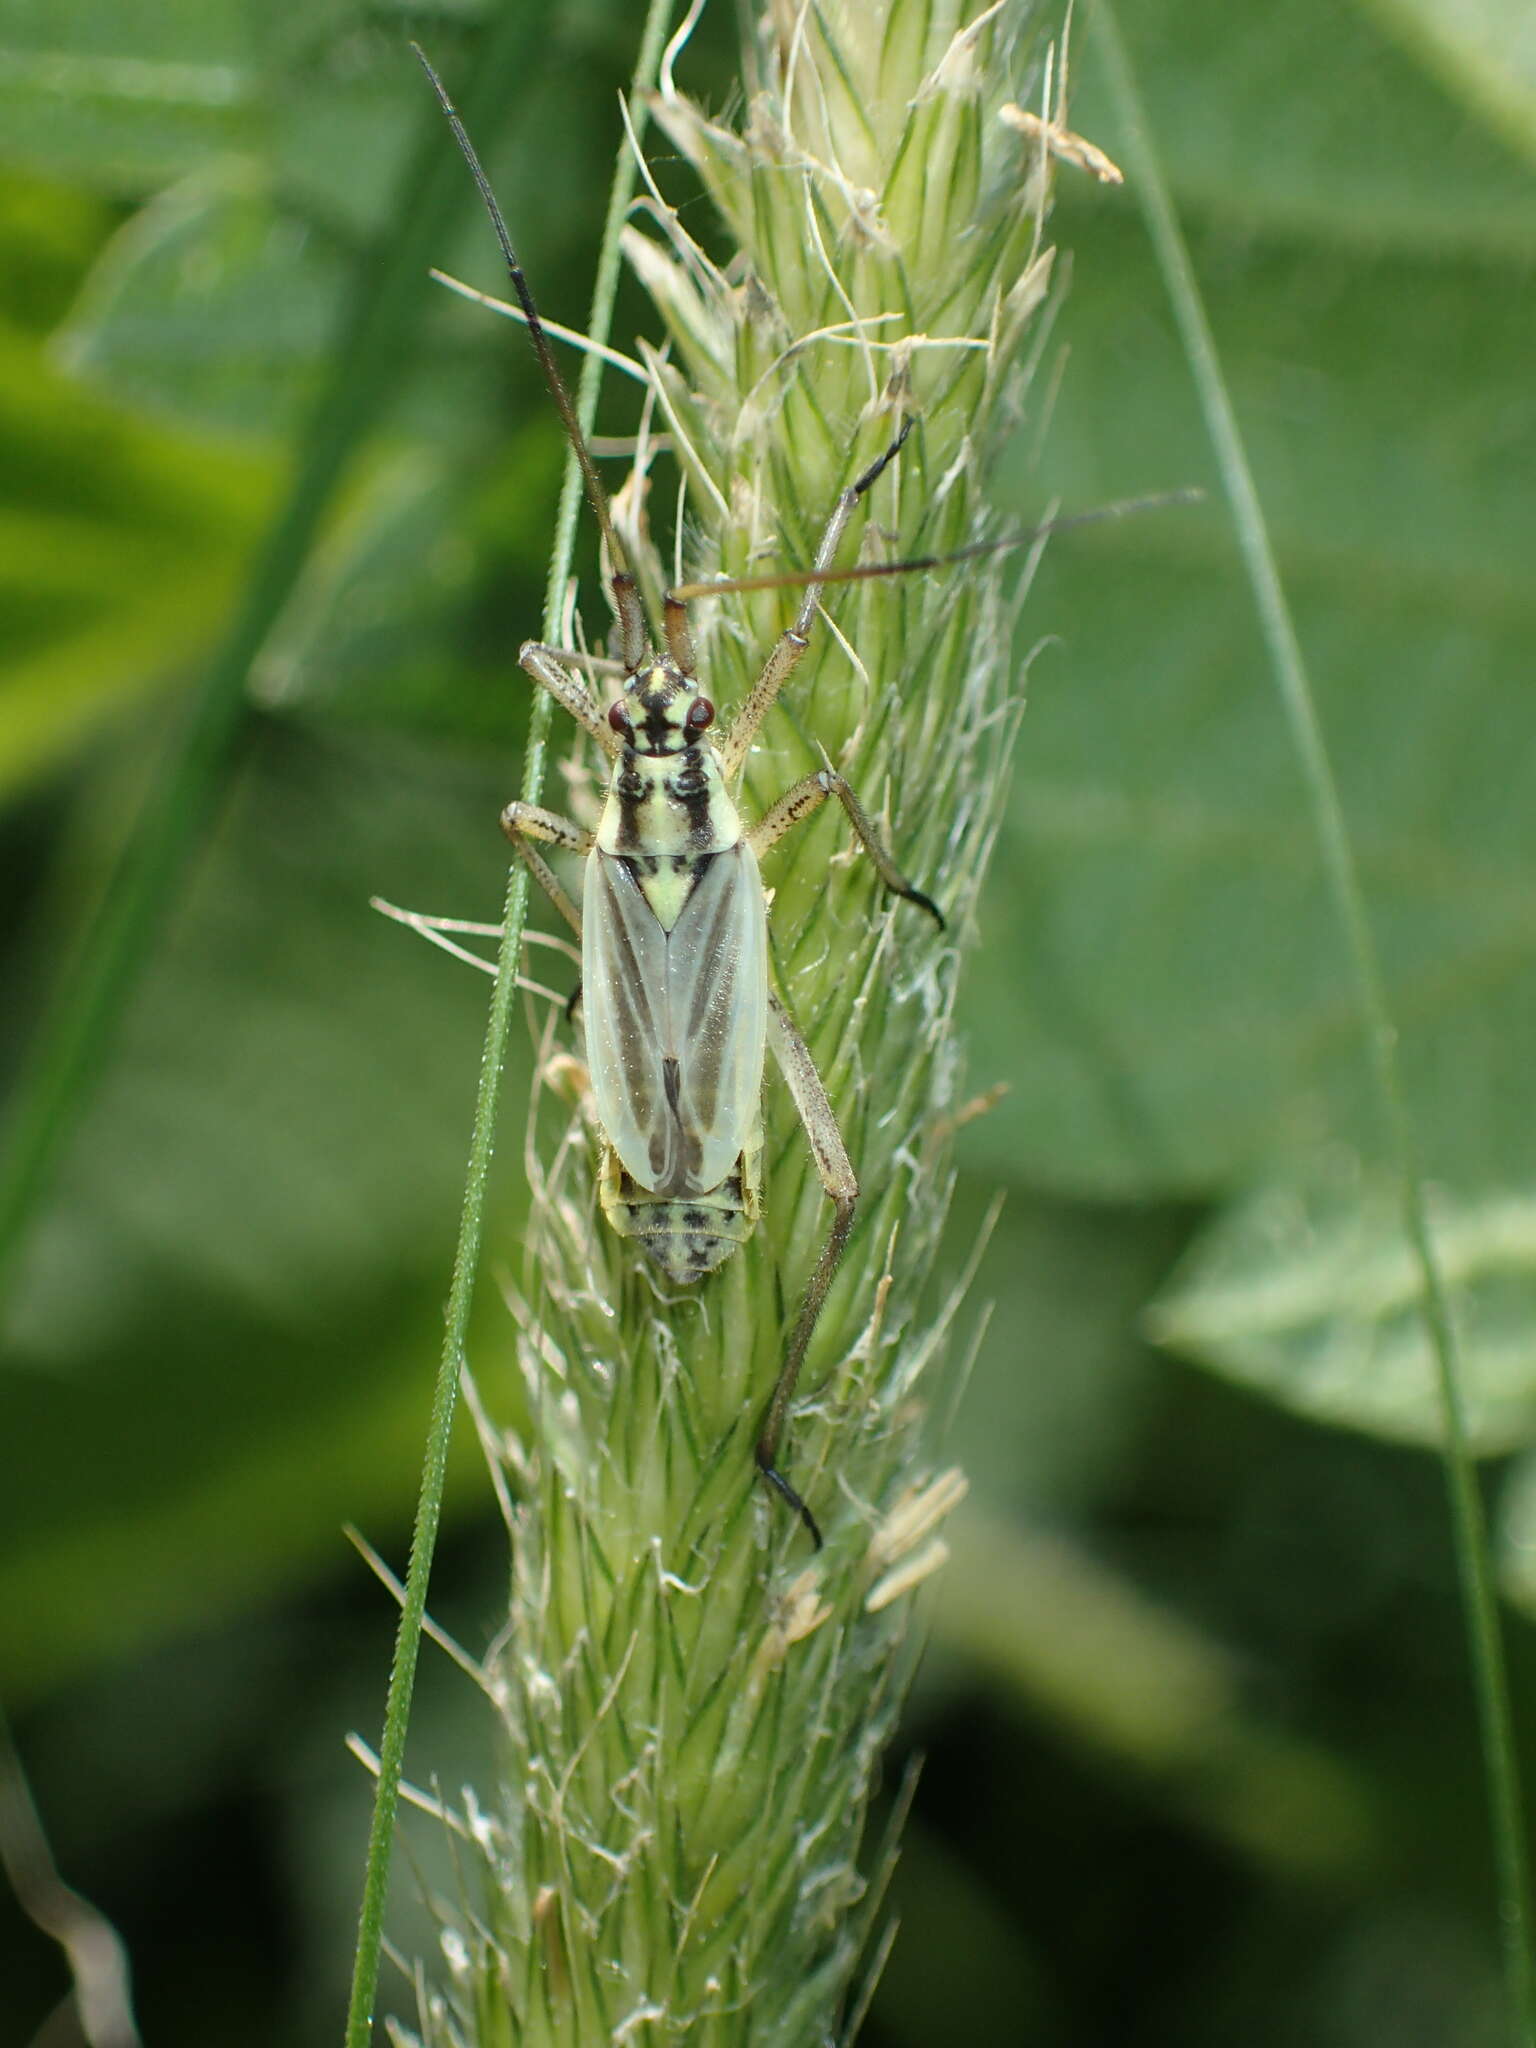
[0,730,529,1695]
[1149,1159,1536,1452]
[0,328,271,798]
[55,163,345,434]
[0,0,675,1697]
[0,0,259,195]
[964,195,1536,1199]
[1496,1449,1536,1618]
[1352,0,1536,170]
[1064,0,1536,259]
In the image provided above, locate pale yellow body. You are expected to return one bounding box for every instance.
[583,664,769,1280]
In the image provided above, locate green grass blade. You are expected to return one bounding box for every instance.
[0,5,546,1311]
[1087,6,1536,2040]
[339,6,678,2042]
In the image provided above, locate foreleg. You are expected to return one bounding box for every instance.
[520,641,622,758]
[499,800,589,937]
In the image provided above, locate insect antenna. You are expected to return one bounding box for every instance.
[668,485,1203,602]
[662,595,696,677]
[412,44,646,670]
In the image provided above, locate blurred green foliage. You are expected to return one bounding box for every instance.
[1,0,1534,2043]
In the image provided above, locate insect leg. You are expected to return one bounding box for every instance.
[499,801,590,937]
[521,642,622,757]
[749,765,944,928]
[716,421,913,780]
[531,646,627,679]
[756,992,860,1549]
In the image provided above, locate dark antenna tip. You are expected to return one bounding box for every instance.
[413,42,630,583]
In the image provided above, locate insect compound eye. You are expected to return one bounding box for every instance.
[608,699,633,735]
[686,696,715,733]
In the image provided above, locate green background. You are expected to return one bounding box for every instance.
[2,0,1535,2041]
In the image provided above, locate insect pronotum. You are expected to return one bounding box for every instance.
[410,50,1196,1544]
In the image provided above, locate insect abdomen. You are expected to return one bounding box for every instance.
[600,1147,760,1282]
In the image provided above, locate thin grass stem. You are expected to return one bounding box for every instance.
[340,6,678,2043]
[1088,6,1536,2040]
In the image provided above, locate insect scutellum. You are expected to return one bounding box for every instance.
[414,46,950,1547]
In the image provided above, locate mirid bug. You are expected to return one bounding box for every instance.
[407,50,1196,1544]
[413,51,950,1546]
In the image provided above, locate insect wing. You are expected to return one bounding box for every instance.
[583,843,767,1198]
[664,840,768,1188]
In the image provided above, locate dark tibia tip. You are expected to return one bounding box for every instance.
[904,885,945,931]
[756,1448,824,1550]
[852,416,914,498]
